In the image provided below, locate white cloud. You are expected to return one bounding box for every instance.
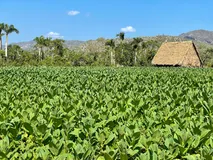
[68,10,80,16]
[46,32,64,39]
[121,26,136,33]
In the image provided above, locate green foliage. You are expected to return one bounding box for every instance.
[2,33,213,67]
[34,36,51,60]
[1,23,19,60]
[51,39,65,57]
[116,32,125,41]
[105,39,115,48]
[8,45,23,60]
[0,50,4,57]
[0,23,4,50]
[3,24,19,35]
[202,48,213,67]
[115,42,134,66]
[0,67,213,159]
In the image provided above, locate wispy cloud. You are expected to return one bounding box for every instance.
[121,26,136,33]
[46,32,64,39]
[68,10,80,16]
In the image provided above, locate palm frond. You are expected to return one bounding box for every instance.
[0,33,4,37]
[3,24,19,34]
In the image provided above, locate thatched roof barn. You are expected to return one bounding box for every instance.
[152,41,202,67]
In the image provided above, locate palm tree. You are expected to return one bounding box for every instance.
[116,32,125,41]
[105,39,115,65]
[43,37,52,59]
[131,37,143,65]
[34,36,48,60]
[0,23,5,50]
[3,24,19,59]
[116,32,125,55]
[51,39,65,57]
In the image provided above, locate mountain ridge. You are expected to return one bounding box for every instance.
[179,29,213,45]
[9,40,85,51]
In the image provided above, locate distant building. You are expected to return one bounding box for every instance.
[152,41,202,67]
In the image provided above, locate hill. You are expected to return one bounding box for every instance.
[10,40,85,51]
[179,30,213,45]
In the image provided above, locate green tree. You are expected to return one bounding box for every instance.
[116,32,125,41]
[105,39,115,65]
[0,50,4,59]
[34,36,44,60]
[3,24,19,60]
[0,23,4,50]
[115,42,133,66]
[19,50,34,65]
[34,36,50,60]
[43,37,52,59]
[138,40,159,66]
[131,37,143,65]
[8,44,23,60]
[51,39,65,57]
[203,48,213,67]
[116,32,125,55]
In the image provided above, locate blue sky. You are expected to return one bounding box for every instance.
[0,0,213,43]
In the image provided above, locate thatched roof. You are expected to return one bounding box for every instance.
[152,41,202,67]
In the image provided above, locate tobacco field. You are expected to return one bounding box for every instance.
[0,67,213,160]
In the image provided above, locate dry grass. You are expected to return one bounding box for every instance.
[152,41,202,67]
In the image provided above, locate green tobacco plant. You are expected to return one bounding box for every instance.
[0,67,213,159]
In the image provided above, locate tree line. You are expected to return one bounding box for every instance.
[0,24,160,66]
[1,23,213,67]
